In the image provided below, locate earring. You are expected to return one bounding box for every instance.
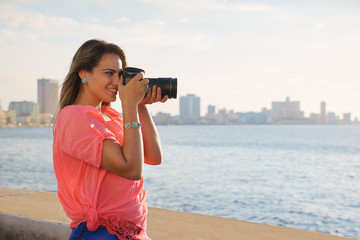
[82,78,87,83]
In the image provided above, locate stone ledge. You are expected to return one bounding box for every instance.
[0,213,71,240]
[0,188,355,240]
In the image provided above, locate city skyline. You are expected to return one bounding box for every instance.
[0,1,359,119]
[152,94,356,125]
[2,74,357,120]
[0,94,357,127]
[0,78,59,126]
[178,94,356,120]
[1,92,357,121]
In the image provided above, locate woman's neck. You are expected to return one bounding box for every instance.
[73,88,102,110]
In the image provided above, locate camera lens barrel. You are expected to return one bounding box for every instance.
[147,78,177,99]
[122,67,177,99]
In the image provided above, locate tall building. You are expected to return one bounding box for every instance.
[207,105,215,116]
[343,113,351,124]
[180,94,200,123]
[320,101,327,124]
[328,112,337,124]
[38,78,59,115]
[206,105,216,122]
[271,97,304,122]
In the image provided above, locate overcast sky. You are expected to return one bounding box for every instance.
[0,0,359,118]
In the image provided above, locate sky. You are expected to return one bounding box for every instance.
[0,0,359,118]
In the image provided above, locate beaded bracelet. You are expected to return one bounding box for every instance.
[125,122,142,129]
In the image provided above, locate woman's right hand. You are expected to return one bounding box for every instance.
[118,72,149,106]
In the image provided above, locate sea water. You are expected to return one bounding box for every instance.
[0,125,359,238]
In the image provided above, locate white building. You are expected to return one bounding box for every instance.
[271,97,304,122]
[180,94,200,123]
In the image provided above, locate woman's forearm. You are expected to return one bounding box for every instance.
[138,105,162,165]
[121,102,144,176]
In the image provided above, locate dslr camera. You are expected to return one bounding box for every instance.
[122,67,177,99]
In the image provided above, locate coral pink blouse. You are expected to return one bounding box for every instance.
[53,105,150,239]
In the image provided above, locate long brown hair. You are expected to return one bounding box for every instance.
[53,39,127,128]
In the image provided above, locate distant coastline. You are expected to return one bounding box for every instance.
[1,121,359,129]
[1,96,358,128]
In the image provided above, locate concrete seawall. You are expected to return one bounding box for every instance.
[0,188,355,240]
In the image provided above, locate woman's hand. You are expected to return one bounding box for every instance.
[139,85,168,105]
[118,72,150,106]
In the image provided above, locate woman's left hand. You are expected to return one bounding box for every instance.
[139,85,168,105]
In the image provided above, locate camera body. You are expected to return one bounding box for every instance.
[122,67,177,99]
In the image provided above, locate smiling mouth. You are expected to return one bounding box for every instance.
[107,88,117,93]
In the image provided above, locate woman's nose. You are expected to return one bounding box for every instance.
[113,74,120,84]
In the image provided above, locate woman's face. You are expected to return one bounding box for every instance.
[84,53,122,104]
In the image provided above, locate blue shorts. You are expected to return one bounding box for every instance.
[69,222,118,240]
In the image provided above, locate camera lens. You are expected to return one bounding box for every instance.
[122,67,177,99]
[148,78,177,99]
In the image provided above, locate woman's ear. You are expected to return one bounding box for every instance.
[78,69,87,80]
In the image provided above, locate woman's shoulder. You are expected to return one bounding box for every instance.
[101,106,122,120]
[58,105,103,123]
[60,105,100,115]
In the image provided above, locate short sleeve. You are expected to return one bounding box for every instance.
[56,106,117,167]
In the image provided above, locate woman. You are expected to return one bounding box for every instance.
[53,39,167,240]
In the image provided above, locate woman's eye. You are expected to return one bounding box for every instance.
[105,72,114,76]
